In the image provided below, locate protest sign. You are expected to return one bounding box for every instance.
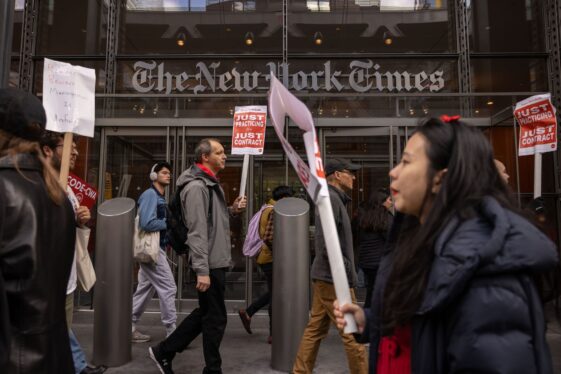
[42,58,96,188]
[231,106,267,198]
[68,173,98,210]
[514,93,558,198]
[43,58,96,138]
[268,74,357,333]
[231,106,267,155]
[514,93,557,156]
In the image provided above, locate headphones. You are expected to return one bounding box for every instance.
[149,163,158,181]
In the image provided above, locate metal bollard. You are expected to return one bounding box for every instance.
[93,198,136,367]
[271,197,310,372]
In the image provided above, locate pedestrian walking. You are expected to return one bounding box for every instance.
[293,158,368,374]
[334,117,557,373]
[0,88,75,373]
[238,185,294,344]
[41,131,105,374]
[149,138,246,374]
[131,161,177,342]
[356,189,392,309]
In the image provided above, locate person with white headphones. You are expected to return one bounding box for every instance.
[131,161,177,343]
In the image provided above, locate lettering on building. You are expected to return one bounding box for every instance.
[131,60,445,95]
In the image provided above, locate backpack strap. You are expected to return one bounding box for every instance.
[207,186,213,230]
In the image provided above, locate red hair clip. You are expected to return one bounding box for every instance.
[440,114,461,123]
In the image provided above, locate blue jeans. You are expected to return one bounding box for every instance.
[69,329,87,374]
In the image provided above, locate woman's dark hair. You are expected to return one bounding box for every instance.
[39,130,63,150]
[357,189,390,233]
[0,129,64,205]
[382,117,516,335]
[272,185,294,200]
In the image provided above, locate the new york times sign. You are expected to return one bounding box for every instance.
[131,60,445,94]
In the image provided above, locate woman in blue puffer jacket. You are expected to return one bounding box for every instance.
[335,117,558,373]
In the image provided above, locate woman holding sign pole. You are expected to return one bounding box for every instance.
[334,117,557,373]
[0,88,76,373]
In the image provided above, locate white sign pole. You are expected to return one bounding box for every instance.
[316,197,357,332]
[534,152,542,199]
[239,154,250,198]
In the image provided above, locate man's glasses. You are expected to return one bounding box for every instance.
[55,144,78,153]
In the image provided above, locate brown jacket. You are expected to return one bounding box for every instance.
[256,199,275,265]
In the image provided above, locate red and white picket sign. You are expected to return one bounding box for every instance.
[514,93,557,156]
[231,106,268,198]
[268,74,357,334]
[268,75,328,201]
[231,106,267,155]
[67,173,98,210]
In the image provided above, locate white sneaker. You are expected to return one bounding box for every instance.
[132,329,151,343]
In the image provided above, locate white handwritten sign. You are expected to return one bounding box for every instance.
[43,58,96,138]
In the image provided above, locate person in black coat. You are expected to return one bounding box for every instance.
[356,189,392,308]
[335,117,557,373]
[0,88,76,373]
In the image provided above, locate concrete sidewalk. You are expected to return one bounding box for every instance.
[73,309,561,374]
[73,310,353,374]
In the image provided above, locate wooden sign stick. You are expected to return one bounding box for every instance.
[59,132,73,189]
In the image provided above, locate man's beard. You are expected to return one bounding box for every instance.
[51,155,61,171]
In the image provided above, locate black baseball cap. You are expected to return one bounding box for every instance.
[0,88,46,141]
[325,157,361,176]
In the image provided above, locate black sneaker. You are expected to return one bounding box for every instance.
[149,345,174,374]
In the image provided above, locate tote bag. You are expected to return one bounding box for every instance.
[76,227,96,292]
[133,215,160,264]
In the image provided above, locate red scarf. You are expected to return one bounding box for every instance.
[377,324,411,374]
[196,163,217,179]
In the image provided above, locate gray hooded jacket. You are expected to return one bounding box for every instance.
[176,164,232,275]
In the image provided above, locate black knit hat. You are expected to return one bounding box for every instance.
[0,88,46,141]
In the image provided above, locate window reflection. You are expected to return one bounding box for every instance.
[36,0,108,55]
[471,58,547,92]
[289,0,453,53]
[120,1,279,54]
[126,0,256,12]
[305,0,446,12]
[468,0,544,52]
[306,0,330,11]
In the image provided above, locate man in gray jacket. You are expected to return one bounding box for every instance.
[149,138,246,374]
[293,158,368,374]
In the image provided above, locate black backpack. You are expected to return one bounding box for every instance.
[166,183,213,255]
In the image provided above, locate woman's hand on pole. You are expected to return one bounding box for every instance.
[333,299,365,334]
